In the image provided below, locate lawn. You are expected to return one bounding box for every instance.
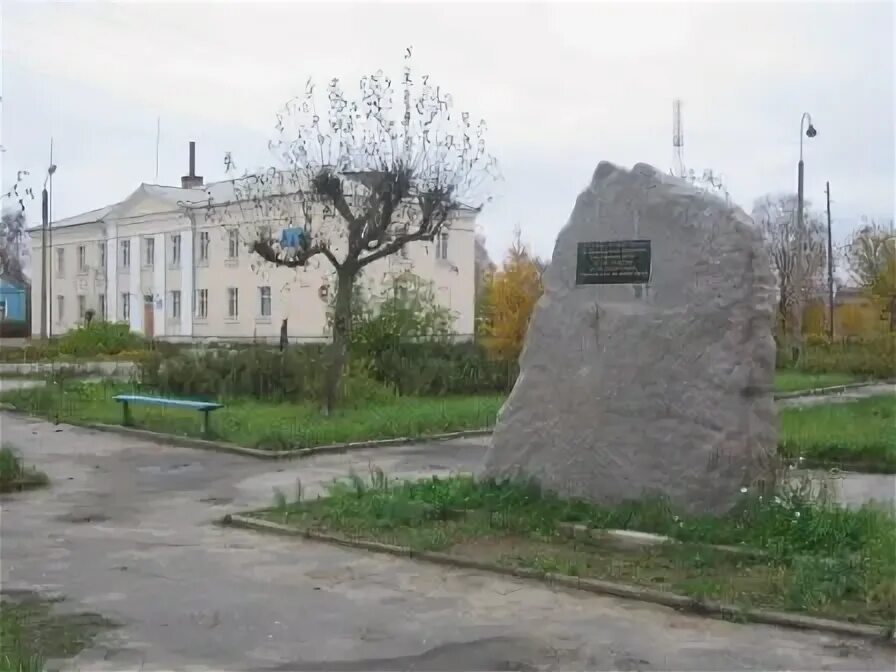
[773,371,864,394]
[0,445,49,494]
[0,382,504,451]
[779,395,896,471]
[245,474,896,627]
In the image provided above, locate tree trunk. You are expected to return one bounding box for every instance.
[889,295,896,333]
[789,298,804,364]
[323,269,355,415]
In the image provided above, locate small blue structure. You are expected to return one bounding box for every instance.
[0,276,28,322]
[280,228,307,249]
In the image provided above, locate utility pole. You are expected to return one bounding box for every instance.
[826,181,834,341]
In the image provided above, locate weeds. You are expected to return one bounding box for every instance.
[0,445,49,494]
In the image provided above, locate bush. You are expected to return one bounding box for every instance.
[139,345,334,402]
[56,321,146,357]
[357,340,517,396]
[779,336,896,379]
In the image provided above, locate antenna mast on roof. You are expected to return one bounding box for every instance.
[672,99,685,178]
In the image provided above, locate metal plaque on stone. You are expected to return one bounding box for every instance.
[575,240,651,285]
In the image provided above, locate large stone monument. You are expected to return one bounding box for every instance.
[483,162,777,516]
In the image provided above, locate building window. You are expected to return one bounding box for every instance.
[199,231,210,263]
[98,294,106,319]
[228,229,239,259]
[56,248,65,277]
[78,295,86,320]
[77,245,87,273]
[0,300,5,320]
[170,290,181,319]
[195,289,208,319]
[98,242,106,273]
[171,234,181,267]
[259,286,272,317]
[144,237,155,267]
[121,293,130,322]
[227,287,239,319]
[436,231,449,260]
[400,245,409,260]
[56,295,64,322]
[120,240,130,268]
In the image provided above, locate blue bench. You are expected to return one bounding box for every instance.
[113,395,223,436]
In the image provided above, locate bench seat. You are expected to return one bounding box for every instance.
[113,394,223,435]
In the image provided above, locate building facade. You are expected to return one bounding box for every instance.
[29,166,477,342]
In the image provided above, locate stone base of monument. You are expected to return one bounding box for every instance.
[483,161,778,517]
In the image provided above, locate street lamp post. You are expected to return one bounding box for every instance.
[797,112,817,231]
[39,164,57,340]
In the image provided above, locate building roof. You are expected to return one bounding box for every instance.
[30,170,480,233]
[26,203,121,232]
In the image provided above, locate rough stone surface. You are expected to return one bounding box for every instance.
[483,161,778,515]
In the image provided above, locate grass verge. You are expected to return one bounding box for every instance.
[0,594,117,672]
[244,473,896,628]
[0,445,48,494]
[779,396,896,472]
[773,371,865,393]
[0,382,503,451]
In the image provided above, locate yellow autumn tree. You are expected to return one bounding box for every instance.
[482,227,545,361]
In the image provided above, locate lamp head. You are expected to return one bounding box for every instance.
[805,124,817,138]
[48,164,57,176]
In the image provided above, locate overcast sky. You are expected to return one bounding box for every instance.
[2,1,894,265]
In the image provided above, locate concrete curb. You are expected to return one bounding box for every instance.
[781,457,896,475]
[223,514,894,643]
[0,408,493,460]
[773,379,894,400]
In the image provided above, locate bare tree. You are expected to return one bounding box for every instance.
[752,193,827,350]
[845,218,896,331]
[194,50,499,412]
[1,170,34,287]
[0,209,30,286]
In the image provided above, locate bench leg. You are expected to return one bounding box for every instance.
[122,401,132,427]
[201,410,210,437]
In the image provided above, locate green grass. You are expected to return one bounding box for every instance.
[0,446,49,494]
[779,395,896,471]
[773,371,864,393]
[0,382,504,451]
[250,473,896,627]
[0,596,116,672]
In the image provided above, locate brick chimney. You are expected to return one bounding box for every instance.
[180,141,203,189]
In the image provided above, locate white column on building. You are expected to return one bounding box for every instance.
[180,229,193,337]
[106,232,118,322]
[153,232,166,337]
[129,235,142,333]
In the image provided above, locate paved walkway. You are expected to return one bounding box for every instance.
[2,413,894,671]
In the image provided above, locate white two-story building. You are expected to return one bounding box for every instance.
[29,144,477,342]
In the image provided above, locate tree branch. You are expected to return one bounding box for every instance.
[251,238,341,271]
[357,208,449,268]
